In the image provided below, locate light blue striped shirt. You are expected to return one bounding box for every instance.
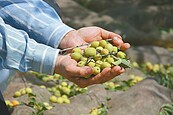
[0,0,74,75]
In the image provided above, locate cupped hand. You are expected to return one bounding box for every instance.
[59,26,130,51]
[57,26,130,87]
[54,55,125,88]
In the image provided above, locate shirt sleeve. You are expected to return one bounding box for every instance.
[0,0,74,48]
[0,17,58,75]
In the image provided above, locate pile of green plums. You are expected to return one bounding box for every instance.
[70,40,130,78]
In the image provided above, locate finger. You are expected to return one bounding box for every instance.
[91,66,124,84]
[70,66,125,88]
[68,68,111,88]
[100,28,122,40]
[90,67,112,84]
[120,43,131,51]
[112,36,124,47]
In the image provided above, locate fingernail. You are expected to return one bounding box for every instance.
[113,37,121,43]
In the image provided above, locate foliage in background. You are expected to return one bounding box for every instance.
[132,62,173,115]
[5,61,173,115]
[133,62,173,89]
[21,93,51,115]
[159,103,173,115]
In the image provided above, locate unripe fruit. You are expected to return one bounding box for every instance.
[99,40,107,48]
[80,57,87,62]
[43,102,53,110]
[72,47,82,54]
[54,90,61,97]
[101,62,111,70]
[93,66,101,75]
[21,89,26,95]
[70,40,130,78]
[117,51,126,58]
[70,52,82,61]
[146,62,153,70]
[90,109,99,115]
[56,97,64,104]
[101,49,109,55]
[61,82,68,87]
[40,85,46,89]
[132,62,139,68]
[77,61,86,67]
[42,77,49,82]
[108,82,115,89]
[96,46,103,51]
[94,54,102,61]
[105,43,113,52]
[112,46,118,53]
[51,87,57,92]
[63,98,70,104]
[153,64,160,72]
[84,47,96,57]
[95,60,103,68]
[87,61,95,67]
[14,91,21,97]
[25,87,32,94]
[54,91,61,97]
[48,75,54,80]
[91,41,99,48]
[106,57,114,64]
[50,96,57,103]
[5,100,13,108]
[61,87,71,94]
[61,95,68,99]
[5,100,11,106]
[101,57,107,62]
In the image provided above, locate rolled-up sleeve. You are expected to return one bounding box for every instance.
[0,0,74,48]
[0,17,58,75]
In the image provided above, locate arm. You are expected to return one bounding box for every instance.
[0,17,58,75]
[0,0,131,87]
[0,0,74,48]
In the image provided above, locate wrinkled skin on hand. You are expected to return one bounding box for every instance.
[55,26,130,88]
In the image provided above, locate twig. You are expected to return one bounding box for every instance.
[59,38,112,54]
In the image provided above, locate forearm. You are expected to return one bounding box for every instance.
[0,0,74,48]
[0,17,58,75]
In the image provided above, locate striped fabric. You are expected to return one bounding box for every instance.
[0,0,74,75]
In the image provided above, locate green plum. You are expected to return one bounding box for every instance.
[72,47,82,54]
[70,52,82,61]
[101,62,111,70]
[105,43,113,52]
[84,47,96,57]
[77,61,86,67]
[99,40,107,48]
[91,41,99,48]
[117,51,126,58]
[93,66,101,75]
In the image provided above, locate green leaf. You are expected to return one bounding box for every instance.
[28,93,36,97]
[120,59,131,68]
[112,59,122,66]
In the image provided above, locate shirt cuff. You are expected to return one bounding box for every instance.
[31,43,59,75]
[47,23,74,48]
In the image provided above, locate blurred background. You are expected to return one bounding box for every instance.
[57,0,173,48]
[3,0,173,115]
[54,0,173,64]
